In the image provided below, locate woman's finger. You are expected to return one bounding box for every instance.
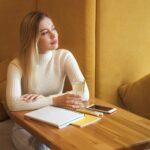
[30,95,40,101]
[66,98,83,105]
[67,94,82,99]
[65,104,81,109]
[22,94,42,102]
[32,95,44,102]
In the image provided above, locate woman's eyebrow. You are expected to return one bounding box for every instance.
[40,25,55,32]
[40,29,48,32]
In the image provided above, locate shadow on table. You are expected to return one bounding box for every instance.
[117,140,150,150]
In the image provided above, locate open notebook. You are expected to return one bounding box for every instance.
[24,106,84,128]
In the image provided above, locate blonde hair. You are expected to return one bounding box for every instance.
[19,11,49,93]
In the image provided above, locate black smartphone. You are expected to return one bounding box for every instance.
[87,104,117,114]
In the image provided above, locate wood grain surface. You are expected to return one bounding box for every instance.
[8,98,150,150]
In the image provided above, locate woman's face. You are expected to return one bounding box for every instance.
[38,17,58,53]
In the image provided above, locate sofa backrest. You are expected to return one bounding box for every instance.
[95,0,150,106]
[1,0,150,118]
[0,0,37,120]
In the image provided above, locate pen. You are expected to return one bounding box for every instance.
[76,108,103,117]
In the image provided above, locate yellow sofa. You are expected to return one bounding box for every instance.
[1,0,150,121]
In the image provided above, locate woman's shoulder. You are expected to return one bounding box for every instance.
[8,57,22,72]
[55,48,71,54]
[54,49,74,58]
[10,57,20,66]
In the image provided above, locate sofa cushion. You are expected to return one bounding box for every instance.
[118,74,150,119]
[0,102,8,121]
[0,59,11,121]
[0,59,10,82]
[0,80,9,121]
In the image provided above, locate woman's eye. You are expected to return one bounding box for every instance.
[41,31,49,35]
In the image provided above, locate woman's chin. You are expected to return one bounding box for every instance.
[50,44,58,50]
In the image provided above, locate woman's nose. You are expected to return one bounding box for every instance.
[49,31,55,39]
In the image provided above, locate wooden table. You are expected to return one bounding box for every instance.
[8,98,150,150]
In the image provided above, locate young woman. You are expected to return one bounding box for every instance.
[6,11,89,150]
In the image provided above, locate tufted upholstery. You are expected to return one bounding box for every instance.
[118,74,150,119]
[0,0,96,119]
[0,0,36,121]
[1,0,150,120]
[95,0,150,108]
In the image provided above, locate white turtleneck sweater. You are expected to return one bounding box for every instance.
[6,49,89,111]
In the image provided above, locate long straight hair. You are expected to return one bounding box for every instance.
[19,11,48,93]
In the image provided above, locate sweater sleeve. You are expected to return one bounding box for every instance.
[64,51,89,100]
[6,63,55,111]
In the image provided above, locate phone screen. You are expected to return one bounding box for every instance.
[89,105,113,111]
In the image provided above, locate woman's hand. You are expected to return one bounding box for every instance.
[21,94,44,102]
[53,93,85,109]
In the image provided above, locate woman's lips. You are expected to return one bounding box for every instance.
[50,39,58,45]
